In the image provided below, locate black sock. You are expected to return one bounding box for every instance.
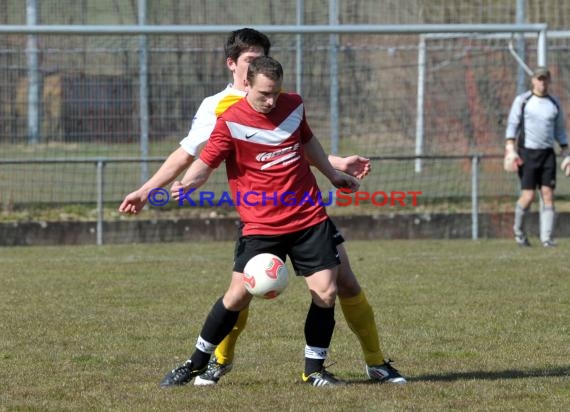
[201,296,241,343]
[304,301,335,375]
[189,350,211,370]
[189,296,240,370]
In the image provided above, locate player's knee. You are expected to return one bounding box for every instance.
[314,285,337,308]
[519,191,535,206]
[541,189,555,204]
[337,271,361,298]
[223,285,252,311]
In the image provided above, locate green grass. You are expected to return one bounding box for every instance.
[1,240,569,411]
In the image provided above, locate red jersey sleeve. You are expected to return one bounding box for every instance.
[299,102,314,144]
[199,117,234,169]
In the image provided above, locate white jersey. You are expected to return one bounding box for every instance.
[505,91,567,150]
[179,84,246,156]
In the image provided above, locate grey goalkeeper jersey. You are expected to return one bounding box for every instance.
[505,91,568,149]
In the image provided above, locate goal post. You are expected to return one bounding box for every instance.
[415,27,548,173]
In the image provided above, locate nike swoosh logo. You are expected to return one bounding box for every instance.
[245,132,258,139]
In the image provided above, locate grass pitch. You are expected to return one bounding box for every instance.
[0,240,569,411]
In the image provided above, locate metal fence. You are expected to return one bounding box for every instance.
[1,16,570,243]
[3,153,569,245]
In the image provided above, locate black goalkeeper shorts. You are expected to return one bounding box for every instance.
[518,147,556,190]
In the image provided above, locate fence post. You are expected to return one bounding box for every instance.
[26,0,40,144]
[96,159,105,245]
[516,0,527,94]
[415,35,426,173]
[537,26,548,66]
[471,154,480,240]
[138,0,150,185]
[329,0,339,156]
[295,0,304,95]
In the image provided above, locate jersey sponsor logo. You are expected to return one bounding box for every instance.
[260,152,300,170]
[256,143,300,162]
[256,143,301,170]
[225,103,304,145]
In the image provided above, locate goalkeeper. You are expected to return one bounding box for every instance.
[504,67,569,247]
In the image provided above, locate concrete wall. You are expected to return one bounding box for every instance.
[1,212,569,246]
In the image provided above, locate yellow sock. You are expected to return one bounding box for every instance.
[339,291,385,365]
[213,306,249,365]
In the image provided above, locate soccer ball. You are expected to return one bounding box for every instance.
[243,253,289,299]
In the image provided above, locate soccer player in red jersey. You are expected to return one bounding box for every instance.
[120,28,406,386]
[162,56,357,386]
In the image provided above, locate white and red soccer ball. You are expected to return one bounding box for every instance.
[243,253,289,299]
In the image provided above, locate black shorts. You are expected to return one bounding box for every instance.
[233,218,341,277]
[233,219,345,266]
[331,221,345,246]
[518,148,556,190]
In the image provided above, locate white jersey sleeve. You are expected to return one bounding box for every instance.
[179,95,219,157]
[179,85,246,156]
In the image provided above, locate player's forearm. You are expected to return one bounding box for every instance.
[319,154,357,174]
[328,155,345,172]
[139,147,195,194]
[505,138,516,149]
[304,137,337,181]
[305,149,337,172]
[179,158,213,190]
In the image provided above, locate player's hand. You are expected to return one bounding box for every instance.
[339,155,371,179]
[561,155,570,177]
[170,181,187,201]
[330,172,360,193]
[504,146,522,172]
[118,190,147,215]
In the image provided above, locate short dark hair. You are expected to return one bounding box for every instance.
[224,28,271,62]
[247,56,283,85]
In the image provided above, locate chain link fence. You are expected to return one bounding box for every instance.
[1,1,570,243]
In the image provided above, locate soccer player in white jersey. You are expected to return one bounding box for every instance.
[504,66,569,247]
[119,28,406,386]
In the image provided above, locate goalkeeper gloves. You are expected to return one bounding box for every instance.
[561,155,570,177]
[504,145,522,173]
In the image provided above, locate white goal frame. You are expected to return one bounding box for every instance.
[415,27,548,172]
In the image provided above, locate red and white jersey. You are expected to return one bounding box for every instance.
[200,92,328,235]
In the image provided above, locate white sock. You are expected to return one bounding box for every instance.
[540,205,555,243]
[195,336,216,354]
